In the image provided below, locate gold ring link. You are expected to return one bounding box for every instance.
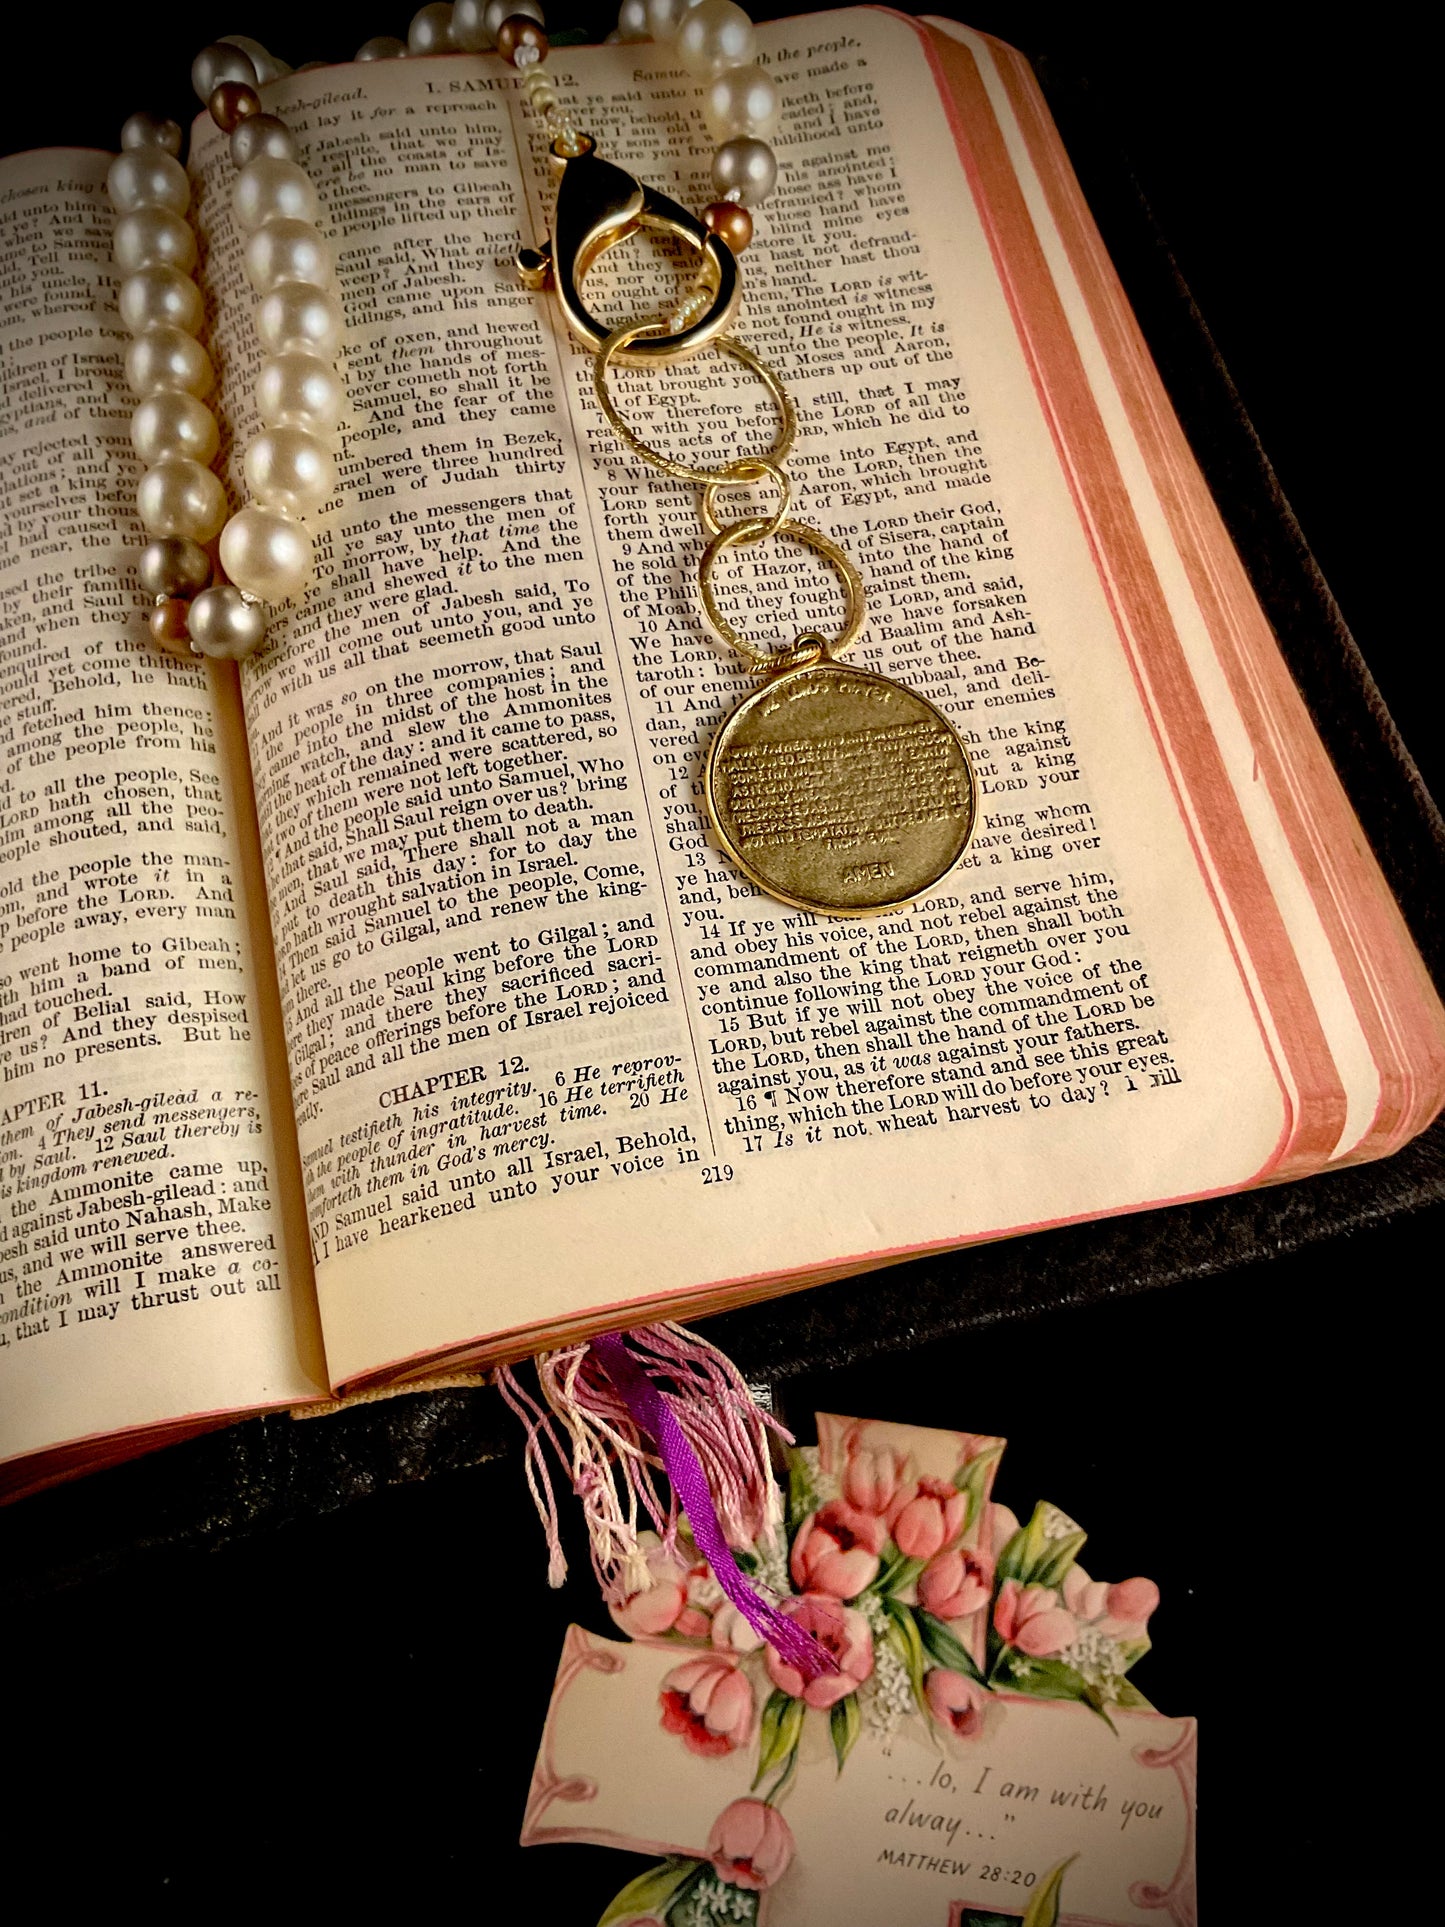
[593,323,797,487]
[699,458,793,544]
[698,517,867,671]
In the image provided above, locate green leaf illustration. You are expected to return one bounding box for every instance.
[598,1857,704,1926]
[1081,1686,1120,1735]
[995,1653,1092,1702]
[995,1503,1084,1590]
[1112,1678,1155,1711]
[952,1443,1003,1529]
[992,1521,1035,1588]
[830,1692,861,1772]
[916,1609,985,1683]
[883,1597,930,1718]
[873,1549,927,1598]
[753,1688,805,1789]
[997,1655,1117,1732]
[1115,1636,1151,1672]
[1020,1855,1077,1927]
[785,1447,815,1537]
[1030,1529,1087,1591]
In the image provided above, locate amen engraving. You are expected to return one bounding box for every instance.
[719,717,968,852]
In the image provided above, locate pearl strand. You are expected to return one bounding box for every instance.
[615,0,779,250]
[114,37,341,660]
[199,44,340,649]
[109,121,228,657]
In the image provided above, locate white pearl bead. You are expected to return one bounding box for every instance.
[356,35,410,59]
[106,149,190,216]
[232,157,320,232]
[701,62,780,143]
[710,135,777,204]
[452,0,494,49]
[244,219,333,295]
[484,0,543,37]
[113,207,198,277]
[131,390,220,466]
[676,0,755,77]
[118,264,205,337]
[218,35,291,85]
[646,0,705,37]
[192,41,257,104]
[255,283,344,357]
[121,112,182,156]
[255,352,345,437]
[231,115,297,166]
[243,426,337,516]
[408,2,456,51]
[617,0,650,39]
[188,585,268,659]
[137,458,227,542]
[220,506,314,603]
[125,326,215,398]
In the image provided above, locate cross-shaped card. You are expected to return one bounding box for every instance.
[523,1412,1196,1925]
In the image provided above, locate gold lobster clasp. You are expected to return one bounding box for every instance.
[516,137,741,365]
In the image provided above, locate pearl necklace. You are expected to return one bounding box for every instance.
[113,7,778,663]
[111,58,341,661]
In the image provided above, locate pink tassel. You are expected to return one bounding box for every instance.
[499,1323,837,1683]
[498,1321,786,1603]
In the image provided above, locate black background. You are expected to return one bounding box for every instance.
[3,5,1437,1915]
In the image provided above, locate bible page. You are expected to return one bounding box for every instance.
[190,14,1338,1387]
[0,151,326,1491]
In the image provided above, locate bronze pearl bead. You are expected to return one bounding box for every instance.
[149,598,194,656]
[209,81,263,133]
[702,200,753,254]
[497,16,549,64]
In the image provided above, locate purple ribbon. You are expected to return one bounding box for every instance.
[590,1330,837,1683]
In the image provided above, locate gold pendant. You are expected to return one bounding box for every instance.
[573,299,983,918]
[706,657,977,916]
[695,512,977,915]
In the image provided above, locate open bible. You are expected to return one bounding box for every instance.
[3,9,1441,1501]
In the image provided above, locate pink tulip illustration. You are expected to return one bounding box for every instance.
[1062,1566,1110,1624]
[711,1600,765,1655]
[765,1593,874,1709]
[659,1653,754,1759]
[993,1579,1076,1658]
[707,1799,796,1891]
[918,1546,993,1620]
[675,1559,722,1640]
[984,1501,1021,1558]
[925,1667,988,1738]
[609,1539,689,1638]
[891,1476,968,1560]
[1062,1566,1160,1641]
[1105,1576,1160,1638]
[843,1439,916,1519]
[790,1500,887,1599]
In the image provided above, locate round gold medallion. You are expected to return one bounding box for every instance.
[705,661,978,915]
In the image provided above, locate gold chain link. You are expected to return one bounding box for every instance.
[591,319,866,670]
[593,322,796,486]
[698,518,866,670]
[699,458,793,543]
